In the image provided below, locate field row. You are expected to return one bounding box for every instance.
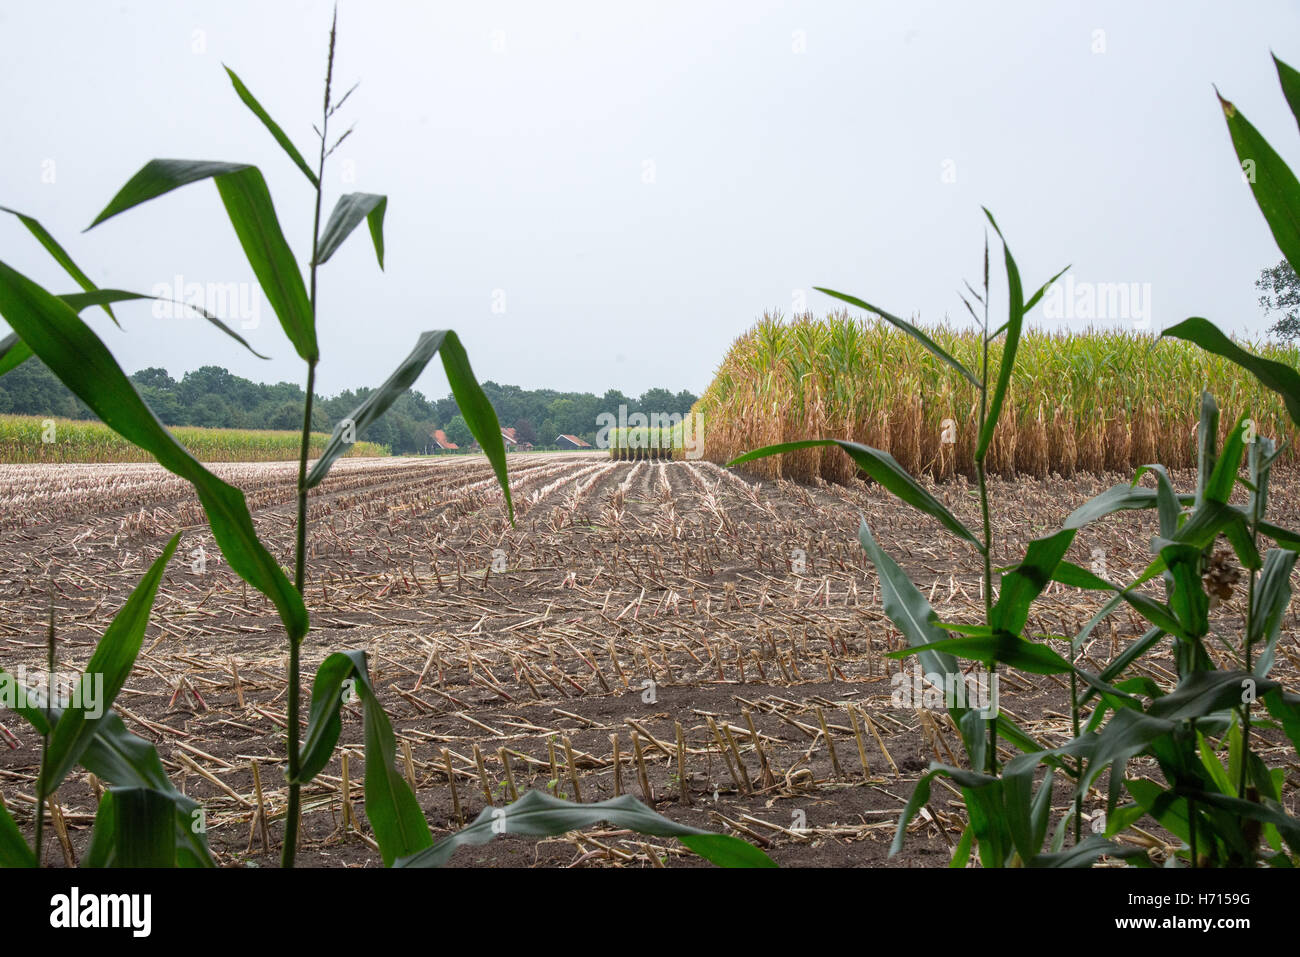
[0,455,1295,866]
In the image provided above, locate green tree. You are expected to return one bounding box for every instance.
[1258,258,1300,340]
[445,414,473,447]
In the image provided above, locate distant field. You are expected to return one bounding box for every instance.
[698,312,1300,482]
[0,414,390,463]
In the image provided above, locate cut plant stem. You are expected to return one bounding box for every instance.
[675,722,691,805]
[442,748,463,825]
[562,736,584,802]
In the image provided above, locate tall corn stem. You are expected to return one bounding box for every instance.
[33,605,54,866]
[282,10,336,870]
[1238,449,1262,803]
[976,238,996,776]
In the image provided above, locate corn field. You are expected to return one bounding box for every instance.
[697,311,1300,482]
[0,415,389,464]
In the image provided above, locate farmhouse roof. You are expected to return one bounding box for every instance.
[501,427,518,445]
[557,434,592,447]
[432,429,458,450]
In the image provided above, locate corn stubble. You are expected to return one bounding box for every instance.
[698,311,1299,482]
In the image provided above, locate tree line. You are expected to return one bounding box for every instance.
[0,358,697,454]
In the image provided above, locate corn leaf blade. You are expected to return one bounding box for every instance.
[88,160,317,361]
[40,535,179,794]
[0,802,34,868]
[977,208,1025,460]
[0,261,308,643]
[1,206,115,322]
[396,790,775,868]
[1218,89,1300,277]
[224,66,319,186]
[306,330,513,521]
[732,440,980,549]
[316,193,387,268]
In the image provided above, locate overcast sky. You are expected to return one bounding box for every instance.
[3,0,1299,400]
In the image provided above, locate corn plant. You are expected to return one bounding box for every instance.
[730,216,1300,865]
[698,314,1299,482]
[731,214,1121,863]
[1057,408,1300,865]
[0,11,769,869]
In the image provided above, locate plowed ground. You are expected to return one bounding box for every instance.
[1,453,1296,867]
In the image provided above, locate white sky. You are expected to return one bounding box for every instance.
[3,0,1299,399]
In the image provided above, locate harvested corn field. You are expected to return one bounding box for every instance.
[697,312,1300,482]
[2,453,1296,867]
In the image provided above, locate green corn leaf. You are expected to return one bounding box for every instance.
[88,159,249,227]
[56,288,270,359]
[976,208,1025,461]
[1064,482,1193,529]
[1023,265,1070,313]
[0,261,308,643]
[732,442,981,549]
[1276,54,1300,135]
[1196,391,1220,508]
[40,535,179,795]
[1205,414,1248,504]
[213,168,316,360]
[889,628,1074,675]
[949,822,975,868]
[294,650,432,866]
[1158,542,1209,640]
[1217,88,1300,278]
[1029,833,1147,868]
[0,332,32,378]
[1147,670,1277,722]
[1263,688,1300,753]
[85,787,176,868]
[1249,435,1275,523]
[1259,519,1300,551]
[1052,560,1114,591]
[1196,729,1235,796]
[1163,319,1300,429]
[991,529,1076,635]
[224,66,319,187]
[814,287,980,387]
[296,652,357,782]
[1118,591,1192,642]
[87,160,317,361]
[1250,548,1297,676]
[81,790,118,868]
[305,330,513,521]
[1185,789,1300,855]
[890,763,997,857]
[0,671,215,867]
[397,790,776,868]
[1076,708,1177,796]
[1028,768,1056,853]
[316,193,387,268]
[0,801,34,868]
[857,518,963,707]
[1132,464,1185,539]
[998,750,1048,863]
[1,206,115,323]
